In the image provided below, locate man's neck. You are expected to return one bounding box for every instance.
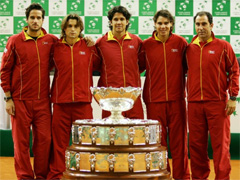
[198,35,212,43]
[112,31,126,40]
[156,33,169,43]
[65,37,78,45]
[26,29,41,37]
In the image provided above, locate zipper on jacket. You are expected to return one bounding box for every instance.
[200,47,203,100]
[70,46,75,102]
[116,40,126,87]
[163,42,168,101]
[35,40,41,99]
[197,40,211,101]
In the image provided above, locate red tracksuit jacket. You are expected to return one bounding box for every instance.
[51,38,100,103]
[139,31,188,102]
[186,33,239,101]
[95,31,142,88]
[0,27,57,100]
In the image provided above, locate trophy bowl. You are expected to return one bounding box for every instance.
[90,87,142,123]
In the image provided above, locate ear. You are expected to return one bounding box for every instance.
[154,22,157,28]
[126,20,129,25]
[210,23,213,30]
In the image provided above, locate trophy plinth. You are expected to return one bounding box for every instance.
[91,87,141,124]
[63,87,171,180]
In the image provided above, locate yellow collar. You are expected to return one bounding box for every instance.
[193,36,213,46]
[154,32,162,42]
[24,27,44,40]
[62,38,81,45]
[107,31,132,41]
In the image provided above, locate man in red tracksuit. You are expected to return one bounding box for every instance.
[0,3,57,179]
[186,11,239,180]
[95,6,144,119]
[139,10,190,180]
[47,14,99,179]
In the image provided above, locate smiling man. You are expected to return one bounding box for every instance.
[0,3,57,180]
[138,10,190,180]
[95,6,144,119]
[186,11,239,180]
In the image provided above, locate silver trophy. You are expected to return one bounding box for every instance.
[90,86,142,124]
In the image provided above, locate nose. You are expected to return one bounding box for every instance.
[160,24,166,29]
[197,24,204,30]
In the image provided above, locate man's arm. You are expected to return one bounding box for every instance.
[138,45,146,73]
[0,36,16,115]
[87,44,102,73]
[1,36,16,93]
[225,43,239,115]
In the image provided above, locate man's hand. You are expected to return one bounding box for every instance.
[6,99,15,116]
[225,99,236,116]
[83,36,95,47]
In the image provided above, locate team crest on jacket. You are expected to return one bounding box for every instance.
[208,50,215,54]
[128,45,134,49]
[79,51,86,55]
[171,49,178,52]
[42,41,48,45]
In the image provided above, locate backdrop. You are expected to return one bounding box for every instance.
[0,0,239,57]
[0,0,240,132]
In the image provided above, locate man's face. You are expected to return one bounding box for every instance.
[154,16,172,38]
[195,15,213,42]
[111,12,129,34]
[64,19,81,40]
[26,10,44,32]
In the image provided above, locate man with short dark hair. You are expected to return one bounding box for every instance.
[0,3,57,179]
[186,11,239,180]
[95,6,144,119]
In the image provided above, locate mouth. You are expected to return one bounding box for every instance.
[159,30,167,33]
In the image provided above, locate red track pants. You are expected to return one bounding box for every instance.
[48,102,93,179]
[146,100,190,180]
[11,98,51,180]
[188,101,231,180]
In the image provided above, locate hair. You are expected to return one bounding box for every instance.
[60,14,84,39]
[25,3,45,19]
[194,11,213,24]
[153,9,175,32]
[107,6,131,30]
